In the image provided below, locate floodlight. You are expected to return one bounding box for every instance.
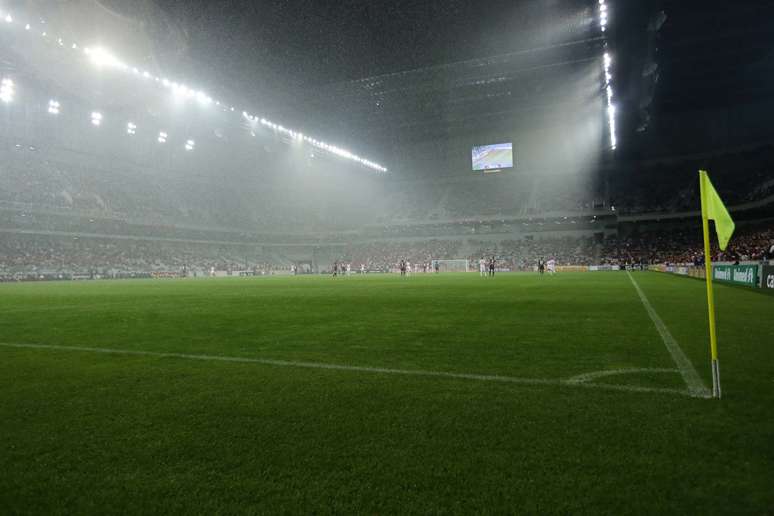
[1,79,15,103]
[47,100,60,115]
[91,112,102,126]
[127,122,137,135]
[158,131,167,143]
[88,47,123,69]
[185,140,195,151]
[196,91,212,105]
[4,14,12,23]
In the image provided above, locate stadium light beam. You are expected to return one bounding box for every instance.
[1,12,389,172]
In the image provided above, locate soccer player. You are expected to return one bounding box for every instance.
[538,259,545,275]
[547,258,556,275]
[406,261,412,276]
[479,257,487,277]
[489,257,496,277]
[346,263,351,277]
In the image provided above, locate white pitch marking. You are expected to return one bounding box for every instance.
[566,368,679,384]
[0,342,701,398]
[626,271,710,398]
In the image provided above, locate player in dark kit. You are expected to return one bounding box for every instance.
[489,257,496,277]
[538,259,545,275]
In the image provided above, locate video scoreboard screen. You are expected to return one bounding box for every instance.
[472,143,513,172]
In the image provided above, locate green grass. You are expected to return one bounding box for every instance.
[0,272,772,514]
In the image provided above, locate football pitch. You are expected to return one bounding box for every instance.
[1,272,772,513]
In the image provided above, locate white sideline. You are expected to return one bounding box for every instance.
[0,342,700,398]
[626,271,710,397]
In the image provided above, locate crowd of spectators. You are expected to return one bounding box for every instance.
[0,150,356,231]
[2,223,772,279]
[2,138,774,280]
[0,234,289,279]
[4,141,774,237]
[602,225,774,265]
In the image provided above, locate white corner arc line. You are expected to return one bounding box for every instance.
[626,271,710,397]
[0,342,699,398]
[566,367,679,384]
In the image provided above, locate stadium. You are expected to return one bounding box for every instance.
[1,0,773,513]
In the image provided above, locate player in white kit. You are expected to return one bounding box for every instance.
[547,258,556,275]
[479,257,487,277]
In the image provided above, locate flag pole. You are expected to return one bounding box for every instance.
[699,170,721,398]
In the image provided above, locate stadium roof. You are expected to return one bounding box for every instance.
[6,0,774,166]
[609,0,774,157]
[0,0,389,171]
[153,0,610,149]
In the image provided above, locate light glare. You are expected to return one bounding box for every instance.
[0,79,14,103]
[5,18,389,172]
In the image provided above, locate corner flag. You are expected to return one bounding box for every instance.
[700,171,735,251]
[699,170,735,399]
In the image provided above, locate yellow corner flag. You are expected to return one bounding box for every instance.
[699,170,735,398]
[700,171,735,250]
